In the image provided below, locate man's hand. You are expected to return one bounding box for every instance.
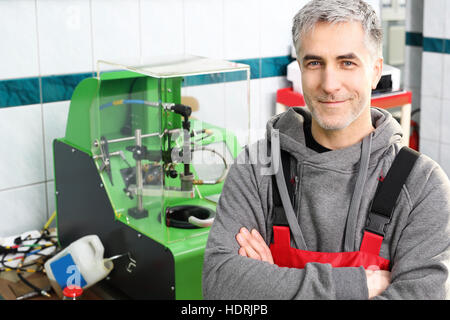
[235,227,274,264]
[236,228,390,298]
[365,267,391,299]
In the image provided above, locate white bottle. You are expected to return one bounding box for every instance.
[44,235,113,297]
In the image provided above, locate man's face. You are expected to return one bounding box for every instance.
[298,21,382,131]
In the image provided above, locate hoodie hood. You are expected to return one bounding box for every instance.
[266,107,403,169]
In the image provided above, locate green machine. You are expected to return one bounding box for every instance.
[53,56,250,299]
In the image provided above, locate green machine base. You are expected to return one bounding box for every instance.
[52,59,248,299]
[55,139,207,299]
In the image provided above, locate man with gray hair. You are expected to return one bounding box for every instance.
[202,0,450,299]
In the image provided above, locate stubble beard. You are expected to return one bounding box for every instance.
[304,94,368,131]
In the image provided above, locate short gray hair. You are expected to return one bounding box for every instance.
[292,0,382,59]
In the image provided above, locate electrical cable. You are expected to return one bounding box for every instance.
[10,237,41,295]
[15,231,53,297]
[0,243,56,270]
[17,271,50,297]
[43,211,56,231]
[190,146,229,185]
[99,99,173,111]
[0,230,57,272]
[0,213,59,298]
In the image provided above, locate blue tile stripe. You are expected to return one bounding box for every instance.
[406,31,450,54]
[0,77,40,108]
[0,56,294,108]
[183,55,295,86]
[41,72,94,103]
[423,36,445,53]
[405,32,423,47]
[234,55,294,79]
[261,55,294,78]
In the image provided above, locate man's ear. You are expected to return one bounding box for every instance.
[371,56,383,90]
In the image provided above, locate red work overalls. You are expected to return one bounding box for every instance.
[269,226,390,270]
[269,146,419,271]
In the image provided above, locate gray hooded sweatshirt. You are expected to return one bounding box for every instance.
[202,107,450,300]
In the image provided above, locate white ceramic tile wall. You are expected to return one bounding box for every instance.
[441,99,450,145]
[0,104,45,191]
[260,0,305,58]
[42,101,71,180]
[443,54,450,148]
[419,95,442,142]
[37,0,93,75]
[443,54,450,101]
[223,0,260,60]
[440,143,450,176]
[0,0,39,79]
[447,2,450,36]
[0,183,47,237]
[184,0,224,59]
[423,0,446,38]
[421,52,444,99]
[419,138,440,163]
[140,0,185,58]
[91,0,141,68]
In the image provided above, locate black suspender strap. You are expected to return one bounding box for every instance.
[282,151,294,204]
[272,150,293,226]
[365,147,420,237]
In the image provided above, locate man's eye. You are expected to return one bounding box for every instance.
[342,61,355,67]
[307,61,321,67]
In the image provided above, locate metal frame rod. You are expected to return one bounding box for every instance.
[135,129,144,211]
[105,128,181,145]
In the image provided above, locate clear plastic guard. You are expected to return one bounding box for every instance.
[91,55,250,244]
[90,74,165,242]
[96,55,250,79]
